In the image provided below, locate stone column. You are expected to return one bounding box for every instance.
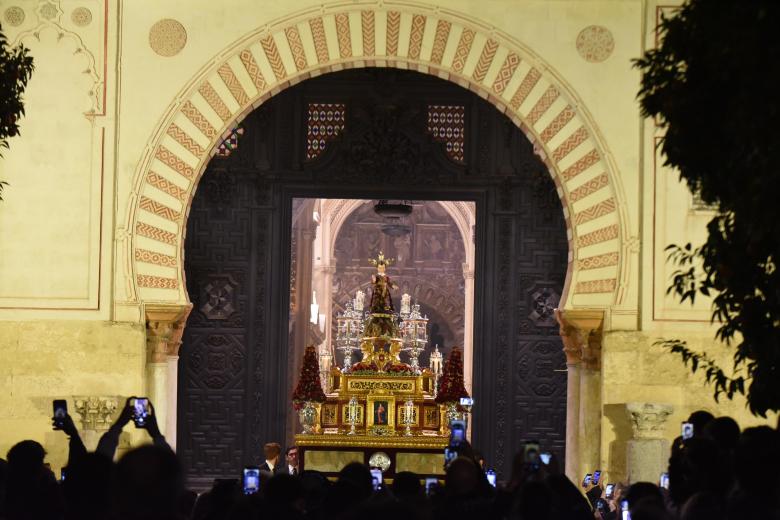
[462,265,475,395]
[555,310,582,482]
[555,309,604,483]
[625,402,674,483]
[579,332,602,480]
[145,303,192,448]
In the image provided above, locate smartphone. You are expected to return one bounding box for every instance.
[132,398,151,427]
[681,421,694,440]
[53,399,67,428]
[621,499,631,520]
[540,451,552,465]
[60,467,67,482]
[486,469,497,487]
[425,477,438,496]
[370,468,383,491]
[459,397,474,407]
[582,473,592,487]
[450,419,466,444]
[242,466,260,495]
[593,469,601,485]
[605,483,615,499]
[659,472,669,489]
[523,441,540,463]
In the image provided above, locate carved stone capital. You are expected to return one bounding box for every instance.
[626,402,674,440]
[145,303,192,363]
[554,309,604,369]
[73,396,120,431]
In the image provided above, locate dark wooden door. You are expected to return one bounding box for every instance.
[179,69,568,486]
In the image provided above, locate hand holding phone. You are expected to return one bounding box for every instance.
[486,469,497,487]
[605,483,615,499]
[582,473,592,487]
[681,422,694,440]
[593,469,601,485]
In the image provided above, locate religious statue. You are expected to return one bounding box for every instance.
[368,252,396,314]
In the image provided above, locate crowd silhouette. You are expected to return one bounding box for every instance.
[1,399,778,520]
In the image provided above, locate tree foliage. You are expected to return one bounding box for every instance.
[636,0,780,415]
[0,23,34,200]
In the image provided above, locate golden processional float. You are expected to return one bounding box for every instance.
[292,253,472,480]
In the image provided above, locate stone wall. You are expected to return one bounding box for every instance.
[0,320,146,472]
[601,329,778,484]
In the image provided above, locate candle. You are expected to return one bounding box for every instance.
[354,290,365,312]
[401,293,411,315]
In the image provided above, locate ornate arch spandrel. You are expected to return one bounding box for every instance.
[125,1,627,309]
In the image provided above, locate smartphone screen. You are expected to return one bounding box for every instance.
[582,473,592,487]
[370,468,383,490]
[243,467,260,495]
[444,446,457,465]
[60,467,67,482]
[486,469,497,487]
[621,499,631,520]
[459,397,473,407]
[53,400,67,427]
[540,452,552,465]
[593,470,601,485]
[132,398,150,427]
[605,483,615,499]
[450,419,466,444]
[681,422,694,440]
[425,477,438,495]
[659,472,669,489]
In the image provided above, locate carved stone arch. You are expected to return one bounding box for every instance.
[126,0,628,311]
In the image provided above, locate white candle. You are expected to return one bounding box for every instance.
[401,293,411,315]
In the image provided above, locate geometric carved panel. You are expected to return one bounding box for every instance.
[199,275,238,320]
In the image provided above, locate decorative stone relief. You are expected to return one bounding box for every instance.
[576,25,615,63]
[73,396,119,430]
[626,402,674,439]
[529,286,560,326]
[149,18,187,57]
[71,7,91,27]
[3,6,25,26]
[38,1,59,21]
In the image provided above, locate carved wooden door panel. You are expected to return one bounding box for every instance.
[179,171,259,489]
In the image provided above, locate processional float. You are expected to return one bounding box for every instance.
[291,253,471,479]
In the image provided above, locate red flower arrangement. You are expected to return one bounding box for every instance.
[435,347,470,404]
[350,361,379,373]
[386,363,414,375]
[349,361,415,376]
[292,345,326,410]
